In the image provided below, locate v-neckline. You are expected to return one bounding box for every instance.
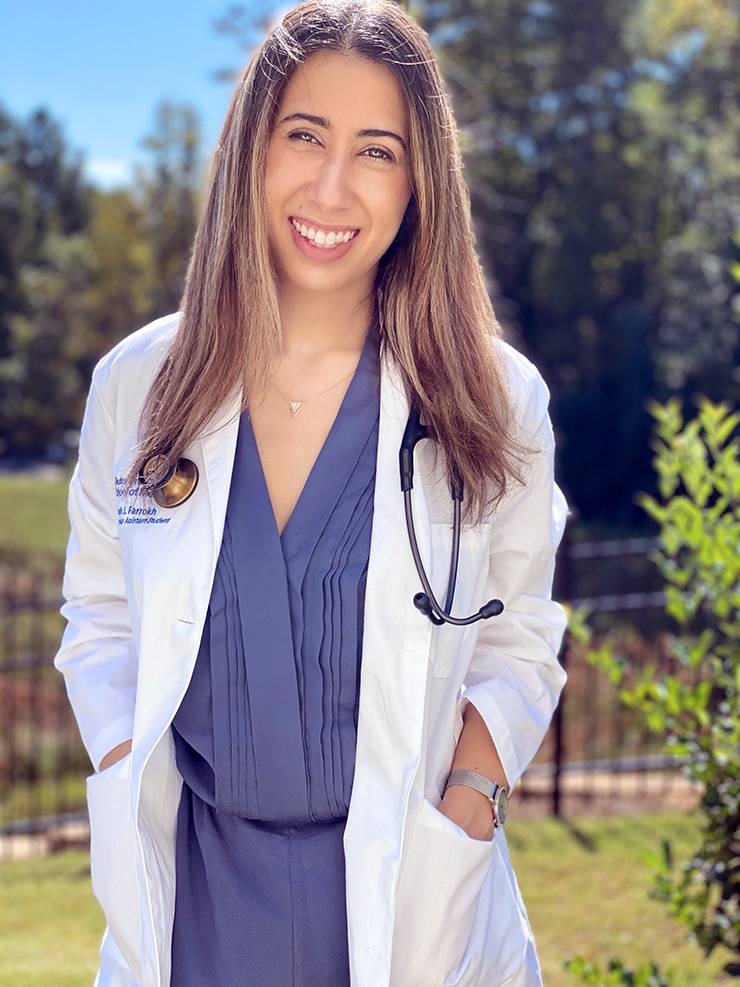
[246,325,377,545]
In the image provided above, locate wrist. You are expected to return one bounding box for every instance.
[440,785,495,841]
[444,768,510,828]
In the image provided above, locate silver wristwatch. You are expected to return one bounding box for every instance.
[444,768,510,828]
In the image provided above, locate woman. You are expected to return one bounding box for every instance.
[54,1,570,985]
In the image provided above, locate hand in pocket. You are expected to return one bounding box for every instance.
[438,785,495,842]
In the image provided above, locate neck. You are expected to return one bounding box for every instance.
[276,280,375,358]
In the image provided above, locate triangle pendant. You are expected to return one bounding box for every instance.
[288,400,303,417]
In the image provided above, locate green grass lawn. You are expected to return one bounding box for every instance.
[0,472,72,559]
[0,809,733,986]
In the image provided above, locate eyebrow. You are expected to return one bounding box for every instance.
[278,112,407,152]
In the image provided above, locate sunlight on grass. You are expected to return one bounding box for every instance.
[0,850,102,986]
[0,473,71,559]
[510,810,733,986]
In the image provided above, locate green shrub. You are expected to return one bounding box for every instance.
[566,396,739,982]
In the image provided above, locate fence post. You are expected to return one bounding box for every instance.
[552,504,577,818]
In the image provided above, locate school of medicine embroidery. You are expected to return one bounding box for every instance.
[114,474,172,525]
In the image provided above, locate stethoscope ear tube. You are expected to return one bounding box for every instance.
[401,404,504,627]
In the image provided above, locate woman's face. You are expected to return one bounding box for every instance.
[264,50,412,293]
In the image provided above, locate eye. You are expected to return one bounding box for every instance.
[287,130,319,146]
[365,145,396,163]
[287,130,396,163]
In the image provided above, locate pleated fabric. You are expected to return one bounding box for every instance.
[168,322,381,986]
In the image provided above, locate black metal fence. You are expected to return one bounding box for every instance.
[517,517,702,817]
[0,525,702,859]
[0,550,92,859]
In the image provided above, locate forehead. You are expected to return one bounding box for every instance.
[277,51,408,132]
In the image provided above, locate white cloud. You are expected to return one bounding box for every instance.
[85,157,131,188]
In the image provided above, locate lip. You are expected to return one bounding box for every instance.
[287,216,361,263]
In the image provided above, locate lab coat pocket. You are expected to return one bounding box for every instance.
[390,796,495,987]
[86,751,143,982]
[445,825,530,987]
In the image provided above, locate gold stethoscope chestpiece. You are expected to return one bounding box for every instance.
[138,453,199,508]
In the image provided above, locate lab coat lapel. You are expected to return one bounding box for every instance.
[129,385,242,765]
[342,346,435,987]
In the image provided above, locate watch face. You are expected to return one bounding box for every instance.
[496,788,508,825]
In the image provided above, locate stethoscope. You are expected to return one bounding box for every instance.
[401,404,504,626]
[138,404,505,627]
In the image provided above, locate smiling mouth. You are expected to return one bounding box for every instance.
[288,216,360,247]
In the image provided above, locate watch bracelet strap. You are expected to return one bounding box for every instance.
[444,768,508,808]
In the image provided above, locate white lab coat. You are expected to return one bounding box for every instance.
[54,311,569,987]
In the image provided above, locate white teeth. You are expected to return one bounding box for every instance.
[290,218,357,248]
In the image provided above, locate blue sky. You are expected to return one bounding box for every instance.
[2,1,281,188]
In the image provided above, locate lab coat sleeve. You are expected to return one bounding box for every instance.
[53,364,137,773]
[460,367,569,793]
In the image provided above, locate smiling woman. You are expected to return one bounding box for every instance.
[121,1,536,524]
[53,1,569,986]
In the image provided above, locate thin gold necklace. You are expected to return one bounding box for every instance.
[270,366,357,418]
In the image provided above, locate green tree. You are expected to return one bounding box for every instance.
[0,98,204,459]
[410,0,739,527]
[132,99,202,316]
[0,106,95,458]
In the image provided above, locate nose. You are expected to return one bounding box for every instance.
[306,149,356,213]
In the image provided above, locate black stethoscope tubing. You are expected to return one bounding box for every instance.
[401,405,504,626]
[140,405,505,628]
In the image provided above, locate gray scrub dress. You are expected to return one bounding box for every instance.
[169,323,381,986]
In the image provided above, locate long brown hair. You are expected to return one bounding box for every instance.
[124,0,540,528]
